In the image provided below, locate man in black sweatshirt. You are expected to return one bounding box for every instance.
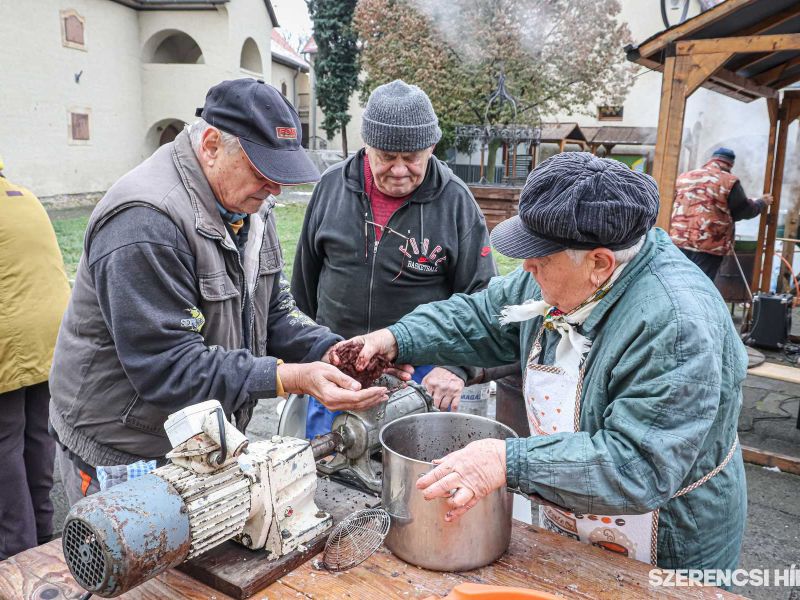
[292,80,497,437]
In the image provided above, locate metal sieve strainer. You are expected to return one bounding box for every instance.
[322,508,391,572]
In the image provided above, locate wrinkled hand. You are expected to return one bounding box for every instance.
[277,361,388,411]
[331,330,413,382]
[416,438,507,522]
[422,367,466,411]
[761,193,774,206]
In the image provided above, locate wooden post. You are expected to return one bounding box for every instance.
[558,139,567,153]
[652,53,690,230]
[759,96,794,291]
[775,93,800,291]
[752,97,780,292]
[653,48,733,230]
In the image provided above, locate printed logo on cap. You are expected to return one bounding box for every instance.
[276,127,297,140]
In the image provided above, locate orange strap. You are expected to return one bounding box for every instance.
[79,470,92,496]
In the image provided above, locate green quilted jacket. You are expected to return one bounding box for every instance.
[389,228,747,570]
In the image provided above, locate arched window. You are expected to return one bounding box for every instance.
[281,82,288,97]
[146,119,187,155]
[144,30,204,64]
[240,38,263,73]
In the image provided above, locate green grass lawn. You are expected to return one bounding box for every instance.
[52,216,90,281]
[50,202,519,282]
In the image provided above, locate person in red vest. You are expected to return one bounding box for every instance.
[669,147,772,280]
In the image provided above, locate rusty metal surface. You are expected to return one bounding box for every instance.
[310,431,342,459]
[63,474,191,597]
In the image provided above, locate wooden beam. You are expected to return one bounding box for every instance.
[729,51,778,73]
[677,34,800,56]
[754,56,800,85]
[685,52,733,96]
[738,2,800,36]
[741,445,800,476]
[653,53,691,230]
[702,78,763,102]
[776,94,800,291]
[752,97,779,293]
[635,0,755,61]
[759,93,800,291]
[771,70,800,91]
[708,67,780,99]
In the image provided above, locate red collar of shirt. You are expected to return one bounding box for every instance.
[364,155,410,241]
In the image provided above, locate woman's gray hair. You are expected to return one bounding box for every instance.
[188,118,240,154]
[564,235,645,266]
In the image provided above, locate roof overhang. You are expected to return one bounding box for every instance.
[627,0,800,102]
[108,0,278,26]
[272,52,309,72]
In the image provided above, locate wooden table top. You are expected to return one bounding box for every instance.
[0,520,744,600]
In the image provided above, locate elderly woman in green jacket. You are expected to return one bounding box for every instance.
[350,152,747,571]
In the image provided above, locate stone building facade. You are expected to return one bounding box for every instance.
[0,0,276,199]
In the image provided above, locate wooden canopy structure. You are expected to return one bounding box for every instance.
[582,126,658,155]
[627,0,800,292]
[538,122,588,152]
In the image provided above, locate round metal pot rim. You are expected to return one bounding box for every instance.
[379,412,518,466]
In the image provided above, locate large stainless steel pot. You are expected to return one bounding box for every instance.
[380,413,517,571]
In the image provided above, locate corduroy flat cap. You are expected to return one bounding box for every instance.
[490,152,659,259]
[361,80,442,152]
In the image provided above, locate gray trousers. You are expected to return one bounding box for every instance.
[55,444,100,508]
[0,382,55,559]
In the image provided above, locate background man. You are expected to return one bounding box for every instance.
[49,79,388,506]
[352,153,747,572]
[670,147,772,280]
[292,80,496,437]
[0,156,71,557]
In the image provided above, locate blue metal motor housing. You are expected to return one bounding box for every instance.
[62,473,192,597]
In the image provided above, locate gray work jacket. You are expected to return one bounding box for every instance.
[50,130,337,466]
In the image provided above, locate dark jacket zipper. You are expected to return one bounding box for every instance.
[361,192,411,333]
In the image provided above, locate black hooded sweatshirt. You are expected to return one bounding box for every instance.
[292,150,497,362]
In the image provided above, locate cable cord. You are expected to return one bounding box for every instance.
[777,253,800,307]
[737,397,800,433]
[731,249,760,342]
[215,406,228,465]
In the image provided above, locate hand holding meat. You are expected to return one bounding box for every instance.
[277,361,388,411]
[332,332,413,382]
[416,438,506,522]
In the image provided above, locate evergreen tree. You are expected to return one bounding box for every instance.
[307,0,360,155]
[355,0,634,157]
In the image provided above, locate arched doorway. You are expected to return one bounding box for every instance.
[146,118,187,155]
[143,30,204,64]
[240,37,263,74]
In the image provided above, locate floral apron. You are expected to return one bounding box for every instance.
[524,323,738,565]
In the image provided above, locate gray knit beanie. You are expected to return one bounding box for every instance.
[361,80,442,152]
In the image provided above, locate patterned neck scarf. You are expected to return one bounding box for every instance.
[500,265,625,377]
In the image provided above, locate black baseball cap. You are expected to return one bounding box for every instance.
[195,78,320,185]
[490,152,659,259]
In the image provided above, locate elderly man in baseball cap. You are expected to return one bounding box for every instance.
[49,79,389,506]
[352,152,748,574]
[290,80,496,438]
